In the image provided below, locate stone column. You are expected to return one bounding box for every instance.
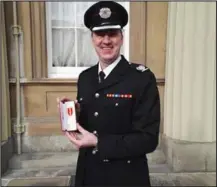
[163,2,216,172]
[1,2,12,142]
[1,2,14,175]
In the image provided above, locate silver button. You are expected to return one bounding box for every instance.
[115,103,119,107]
[103,159,109,162]
[127,160,131,164]
[92,150,96,154]
[94,112,99,117]
[93,130,97,134]
[95,93,100,98]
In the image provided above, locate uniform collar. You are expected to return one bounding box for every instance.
[98,55,121,79]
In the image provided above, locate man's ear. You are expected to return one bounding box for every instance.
[120,30,124,43]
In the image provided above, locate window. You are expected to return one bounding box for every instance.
[46,2,130,78]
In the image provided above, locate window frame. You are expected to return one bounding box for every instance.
[45,2,130,79]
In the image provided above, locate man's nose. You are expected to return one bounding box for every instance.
[102,35,111,43]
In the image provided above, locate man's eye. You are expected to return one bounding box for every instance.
[94,30,119,37]
[97,32,105,37]
[108,32,117,37]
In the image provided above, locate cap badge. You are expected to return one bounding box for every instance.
[99,7,111,19]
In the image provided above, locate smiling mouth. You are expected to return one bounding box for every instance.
[101,47,113,51]
[102,47,112,49]
[101,48,113,54]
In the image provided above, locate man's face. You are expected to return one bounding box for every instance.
[91,29,123,64]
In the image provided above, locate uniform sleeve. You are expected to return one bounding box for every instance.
[76,75,81,101]
[76,74,83,125]
[97,71,160,160]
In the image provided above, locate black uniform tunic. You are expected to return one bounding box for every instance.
[74,55,160,186]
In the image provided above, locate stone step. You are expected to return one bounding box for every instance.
[3,164,171,179]
[2,172,216,186]
[2,176,71,186]
[21,134,163,152]
[9,149,166,169]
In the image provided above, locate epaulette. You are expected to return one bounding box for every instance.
[129,62,149,72]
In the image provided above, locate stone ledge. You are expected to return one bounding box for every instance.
[69,172,216,186]
[21,134,163,152]
[21,135,77,152]
[2,164,171,179]
[2,176,71,186]
[162,135,216,172]
[2,173,215,186]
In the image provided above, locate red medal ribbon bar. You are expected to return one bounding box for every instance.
[106,94,132,98]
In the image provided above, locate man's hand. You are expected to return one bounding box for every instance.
[56,97,80,117]
[65,123,98,150]
[56,96,70,108]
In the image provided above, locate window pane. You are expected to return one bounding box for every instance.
[77,29,98,67]
[76,2,96,27]
[49,2,128,74]
[52,2,75,27]
[52,29,75,67]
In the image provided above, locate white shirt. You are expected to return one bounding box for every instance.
[98,55,121,79]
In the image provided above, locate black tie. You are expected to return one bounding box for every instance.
[99,71,105,83]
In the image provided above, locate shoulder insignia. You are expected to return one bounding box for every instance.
[136,65,148,72]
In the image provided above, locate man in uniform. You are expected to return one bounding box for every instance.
[62,1,160,186]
